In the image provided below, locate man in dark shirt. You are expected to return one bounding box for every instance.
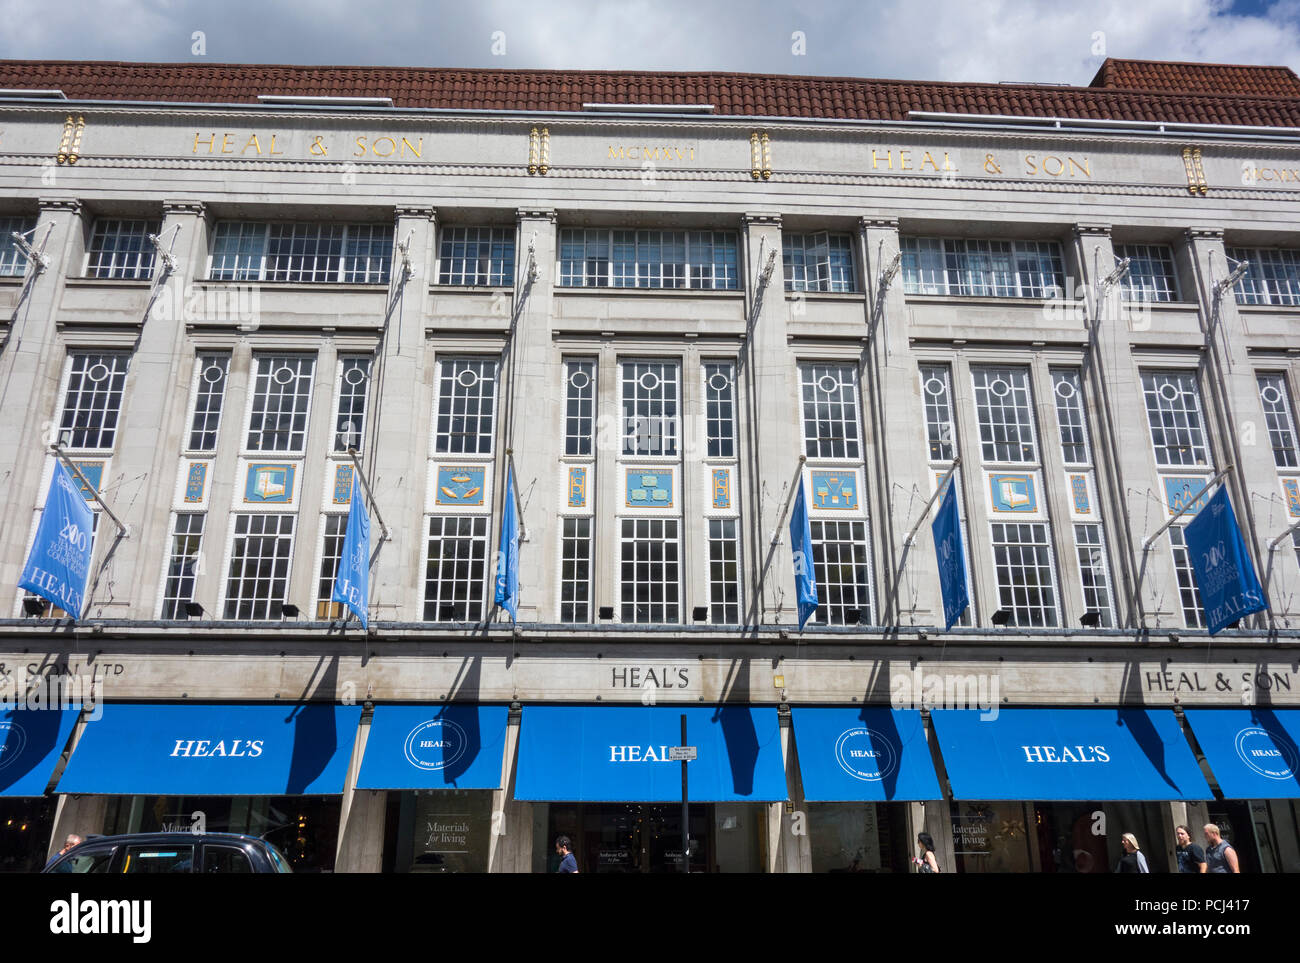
[1175,825,1206,873]
[555,835,578,874]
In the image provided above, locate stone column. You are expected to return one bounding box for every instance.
[369,206,436,621]
[859,216,942,626]
[1072,222,1157,628]
[334,708,385,872]
[0,197,85,593]
[739,213,796,624]
[489,704,532,872]
[47,713,107,858]
[1183,227,1274,625]
[109,200,208,619]
[505,210,559,624]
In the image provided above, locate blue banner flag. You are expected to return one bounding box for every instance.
[931,480,970,631]
[331,474,371,628]
[790,481,818,629]
[495,463,520,621]
[1184,485,1267,635]
[19,461,95,619]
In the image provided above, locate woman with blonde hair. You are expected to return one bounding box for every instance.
[1115,832,1150,873]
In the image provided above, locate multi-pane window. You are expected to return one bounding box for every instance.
[1074,523,1115,628]
[85,219,160,280]
[560,517,592,623]
[1141,370,1210,467]
[707,518,742,624]
[557,229,739,290]
[0,215,38,276]
[703,362,737,458]
[434,358,499,455]
[784,232,855,292]
[799,363,861,460]
[809,520,874,626]
[900,237,1066,298]
[1258,372,1299,469]
[1169,527,1205,629]
[333,356,372,452]
[187,353,230,452]
[971,366,1037,463]
[990,522,1059,627]
[1050,368,1090,465]
[223,514,295,620]
[1226,246,1300,306]
[564,360,596,456]
[316,514,346,620]
[1115,244,1178,302]
[619,518,680,623]
[423,516,488,622]
[920,364,958,461]
[209,222,392,283]
[438,227,515,286]
[58,352,131,450]
[159,514,205,620]
[622,360,679,457]
[246,355,316,453]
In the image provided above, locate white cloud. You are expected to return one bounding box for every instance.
[0,0,1298,86]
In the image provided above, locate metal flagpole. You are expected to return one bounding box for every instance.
[901,457,961,547]
[504,448,527,540]
[51,442,128,538]
[1133,465,1235,622]
[680,713,689,875]
[346,446,392,553]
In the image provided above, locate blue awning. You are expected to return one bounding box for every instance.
[931,708,1212,801]
[1184,708,1300,799]
[57,703,363,796]
[0,706,80,797]
[357,704,509,790]
[791,707,942,801]
[514,705,787,802]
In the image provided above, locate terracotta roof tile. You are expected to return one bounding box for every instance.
[0,59,1298,128]
[1090,58,1300,97]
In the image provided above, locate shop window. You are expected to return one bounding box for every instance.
[159,512,205,620]
[784,232,855,293]
[223,513,296,620]
[186,352,230,453]
[1140,369,1210,467]
[799,363,861,460]
[619,518,680,624]
[809,519,874,626]
[423,516,488,622]
[57,352,131,451]
[85,218,160,279]
[438,226,515,286]
[246,354,316,454]
[557,228,738,290]
[209,221,392,284]
[0,215,37,276]
[1114,243,1178,302]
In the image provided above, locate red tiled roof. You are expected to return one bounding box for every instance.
[2,59,1300,128]
[1090,57,1300,97]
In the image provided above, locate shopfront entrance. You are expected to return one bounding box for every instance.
[544,802,716,873]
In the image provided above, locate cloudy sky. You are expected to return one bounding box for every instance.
[0,0,1297,85]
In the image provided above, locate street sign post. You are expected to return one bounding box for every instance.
[680,714,688,874]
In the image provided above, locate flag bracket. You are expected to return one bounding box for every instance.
[1139,464,1234,554]
[51,442,128,538]
[902,456,961,547]
[768,456,806,546]
[346,447,391,542]
[504,448,528,540]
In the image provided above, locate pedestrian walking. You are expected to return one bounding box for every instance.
[1175,825,1206,874]
[1115,833,1150,873]
[914,832,940,873]
[555,835,578,874]
[1203,824,1240,874]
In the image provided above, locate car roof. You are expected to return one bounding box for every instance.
[79,832,267,845]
